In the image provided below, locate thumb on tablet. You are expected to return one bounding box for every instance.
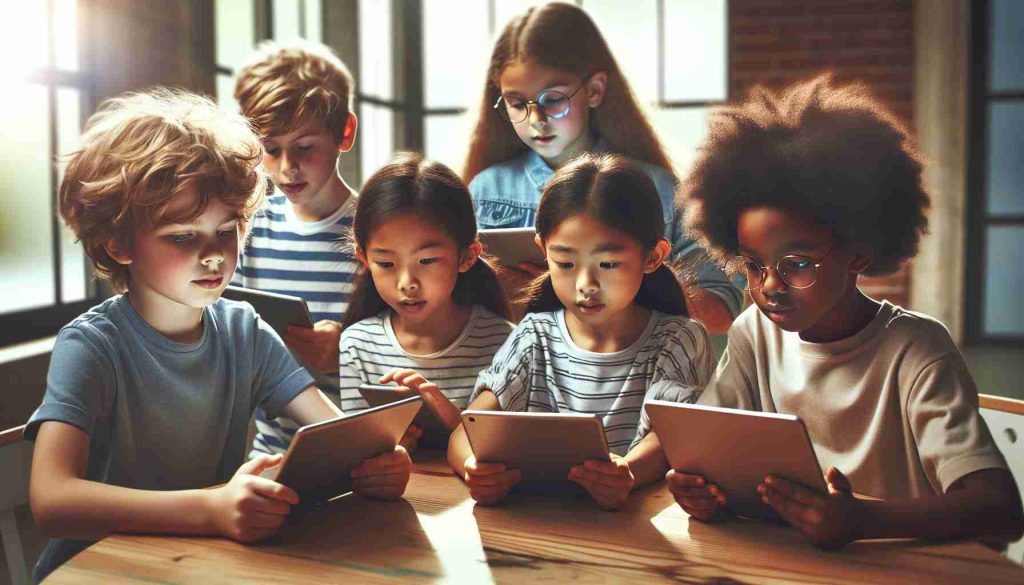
[236,453,283,478]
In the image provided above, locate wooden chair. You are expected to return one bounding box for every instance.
[0,425,31,585]
[979,394,1024,564]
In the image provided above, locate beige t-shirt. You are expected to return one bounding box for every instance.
[698,301,1007,500]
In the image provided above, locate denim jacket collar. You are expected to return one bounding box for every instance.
[523,136,611,191]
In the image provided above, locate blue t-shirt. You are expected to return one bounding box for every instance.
[23,295,315,581]
[468,140,743,317]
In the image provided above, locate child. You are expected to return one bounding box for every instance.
[463,1,740,333]
[232,40,362,458]
[338,153,514,447]
[25,89,411,582]
[670,75,1024,548]
[448,153,716,509]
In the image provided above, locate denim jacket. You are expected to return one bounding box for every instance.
[468,140,743,317]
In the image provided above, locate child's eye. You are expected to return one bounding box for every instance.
[265,148,280,157]
[782,257,813,271]
[168,233,193,243]
[217,229,236,238]
[419,258,439,266]
[553,261,574,270]
[296,144,313,152]
[599,261,620,270]
[374,261,394,269]
[507,99,527,112]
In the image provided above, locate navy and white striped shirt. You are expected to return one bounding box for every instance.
[472,310,715,456]
[338,306,514,412]
[236,193,359,458]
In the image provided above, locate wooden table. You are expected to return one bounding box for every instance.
[48,453,1023,584]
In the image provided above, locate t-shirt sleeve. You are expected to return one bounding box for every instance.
[907,353,1008,493]
[471,321,533,412]
[24,327,117,440]
[696,315,761,410]
[634,319,716,447]
[338,333,370,412]
[251,316,316,419]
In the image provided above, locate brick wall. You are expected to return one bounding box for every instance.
[729,0,915,307]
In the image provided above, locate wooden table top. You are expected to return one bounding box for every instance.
[48,452,1023,584]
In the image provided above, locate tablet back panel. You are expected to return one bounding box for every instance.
[646,400,826,519]
[358,385,449,438]
[221,286,313,337]
[275,397,421,502]
[462,411,609,482]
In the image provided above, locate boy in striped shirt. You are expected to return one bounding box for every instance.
[233,40,361,456]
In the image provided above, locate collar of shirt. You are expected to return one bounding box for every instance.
[522,136,611,192]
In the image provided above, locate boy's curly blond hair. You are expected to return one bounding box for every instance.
[234,39,354,142]
[60,88,267,293]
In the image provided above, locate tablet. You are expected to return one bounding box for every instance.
[222,285,314,337]
[358,384,450,437]
[265,396,422,504]
[461,410,610,482]
[645,400,826,519]
[479,227,546,268]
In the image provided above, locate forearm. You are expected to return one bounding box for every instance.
[683,287,734,334]
[447,425,473,476]
[624,432,669,487]
[33,477,215,540]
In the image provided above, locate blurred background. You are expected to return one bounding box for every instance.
[0,2,1022,581]
[1,0,1022,442]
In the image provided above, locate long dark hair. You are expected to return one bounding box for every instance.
[342,153,512,329]
[462,2,675,183]
[524,153,688,317]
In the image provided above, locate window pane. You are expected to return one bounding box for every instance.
[273,0,302,40]
[983,226,1024,336]
[57,87,87,303]
[304,0,322,41]
[584,0,658,104]
[991,0,1024,92]
[3,1,48,78]
[986,102,1024,216]
[359,0,393,100]
[423,0,489,109]
[425,113,472,172]
[0,83,54,314]
[217,72,239,110]
[359,102,394,183]
[647,106,710,179]
[55,0,79,71]
[216,0,255,70]
[663,0,726,102]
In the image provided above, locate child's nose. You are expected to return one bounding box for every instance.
[577,270,599,294]
[528,103,548,127]
[200,238,226,266]
[760,266,788,294]
[280,151,298,175]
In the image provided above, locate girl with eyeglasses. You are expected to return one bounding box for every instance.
[670,75,1023,548]
[462,1,740,333]
[448,153,715,509]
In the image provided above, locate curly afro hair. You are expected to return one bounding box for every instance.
[680,74,930,277]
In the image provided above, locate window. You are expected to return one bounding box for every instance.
[967,0,1024,342]
[0,0,93,346]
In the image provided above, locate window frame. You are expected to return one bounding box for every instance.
[965,0,1024,345]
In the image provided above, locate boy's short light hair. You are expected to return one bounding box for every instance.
[234,39,355,143]
[60,88,268,293]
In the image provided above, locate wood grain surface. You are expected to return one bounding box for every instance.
[46,453,1023,584]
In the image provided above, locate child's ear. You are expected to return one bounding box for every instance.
[104,239,132,265]
[534,234,546,257]
[338,113,358,153]
[355,247,368,268]
[586,71,608,109]
[459,241,483,273]
[644,239,671,274]
[849,253,872,275]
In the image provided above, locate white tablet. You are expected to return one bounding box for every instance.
[358,384,450,437]
[461,410,610,482]
[479,227,546,268]
[645,400,826,519]
[264,396,422,504]
[222,285,314,337]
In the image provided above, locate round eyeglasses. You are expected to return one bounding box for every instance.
[725,246,835,291]
[493,82,586,124]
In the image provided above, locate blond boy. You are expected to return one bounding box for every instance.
[25,89,409,582]
[233,40,361,457]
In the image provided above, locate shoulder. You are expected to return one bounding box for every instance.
[471,306,515,334]
[340,312,388,343]
[649,312,710,348]
[208,298,264,339]
[875,302,960,363]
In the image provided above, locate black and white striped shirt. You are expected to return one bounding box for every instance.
[339,306,514,412]
[472,310,715,456]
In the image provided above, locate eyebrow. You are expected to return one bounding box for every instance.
[548,243,626,254]
[502,84,573,99]
[159,213,240,229]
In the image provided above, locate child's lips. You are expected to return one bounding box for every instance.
[280,182,308,195]
[399,299,426,313]
[576,301,605,314]
[192,276,223,289]
[533,135,556,144]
